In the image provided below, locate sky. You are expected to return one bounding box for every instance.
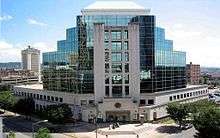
[0,0,220,67]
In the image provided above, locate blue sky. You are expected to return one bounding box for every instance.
[1,0,220,67]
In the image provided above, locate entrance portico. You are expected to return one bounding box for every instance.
[106,110,130,122]
[98,97,139,122]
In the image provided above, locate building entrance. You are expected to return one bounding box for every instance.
[106,111,130,122]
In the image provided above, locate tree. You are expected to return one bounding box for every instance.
[35,128,52,138]
[0,85,10,91]
[14,98,35,119]
[193,108,220,138]
[166,102,188,128]
[0,91,16,111]
[42,104,72,124]
[7,131,15,138]
[185,100,216,114]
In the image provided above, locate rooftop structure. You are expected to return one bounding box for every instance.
[82,0,150,15]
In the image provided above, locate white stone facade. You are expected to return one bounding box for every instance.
[13,84,208,122]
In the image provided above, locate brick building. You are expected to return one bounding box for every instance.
[186,62,201,85]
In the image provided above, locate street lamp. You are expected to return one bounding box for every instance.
[32,120,48,138]
[95,103,103,138]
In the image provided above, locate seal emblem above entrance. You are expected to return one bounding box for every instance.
[114,103,121,108]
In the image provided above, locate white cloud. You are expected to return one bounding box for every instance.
[0,40,55,63]
[0,15,13,21]
[164,23,220,67]
[27,18,48,27]
[0,41,21,62]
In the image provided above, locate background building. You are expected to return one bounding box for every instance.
[0,62,21,70]
[0,69,38,85]
[187,62,201,85]
[22,46,40,74]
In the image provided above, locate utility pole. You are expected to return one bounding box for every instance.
[0,117,3,138]
[95,104,98,138]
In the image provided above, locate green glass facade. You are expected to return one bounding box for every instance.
[154,27,186,92]
[42,13,186,93]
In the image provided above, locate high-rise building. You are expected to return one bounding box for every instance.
[14,0,208,122]
[21,46,40,74]
[42,1,186,94]
[186,62,201,85]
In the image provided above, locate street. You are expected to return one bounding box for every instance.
[0,110,197,138]
[2,115,72,138]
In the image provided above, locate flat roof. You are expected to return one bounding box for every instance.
[15,84,43,90]
[84,0,145,10]
[15,84,208,95]
[82,0,150,15]
[186,85,206,88]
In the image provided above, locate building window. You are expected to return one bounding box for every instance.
[39,105,42,110]
[125,63,129,73]
[112,63,122,73]
[169,96,172,101]
[105,75,109,84]
[40,95,43,100]
[105,31,109,40]
[112,86,122,97]
[187,93,189,97]
[184,94,186,98]
[89,100,94,105]
[33,94,36,98]
[44,95,46,100]
[105,86,109,97]
[140,99,146,105]
[124,52,129,61]
[173,95,176,100]
[51,96,54,101]
[81,100,87,106]
[105,52,110,62]
[125,86,129,96]
[181,94,183,99]
[112,75,122,84]
[105,63,109,73]
[112,42,122,51]
[111,31,121,40]
[125,74,129,84]
[148,99,154,105]
[47,96,50,101]
[190,93,192,97]
[55,97,58,101]
[111,52,122,62]
[123,30,128,39]
[104,41,109,50]
[37,94,39,99]
[124,41,128,50]
[177,95,180,99]
[59,98,63,102]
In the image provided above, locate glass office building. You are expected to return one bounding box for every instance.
[154,27,186,92]
[42,27,79,92]
[42,1,186,94]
